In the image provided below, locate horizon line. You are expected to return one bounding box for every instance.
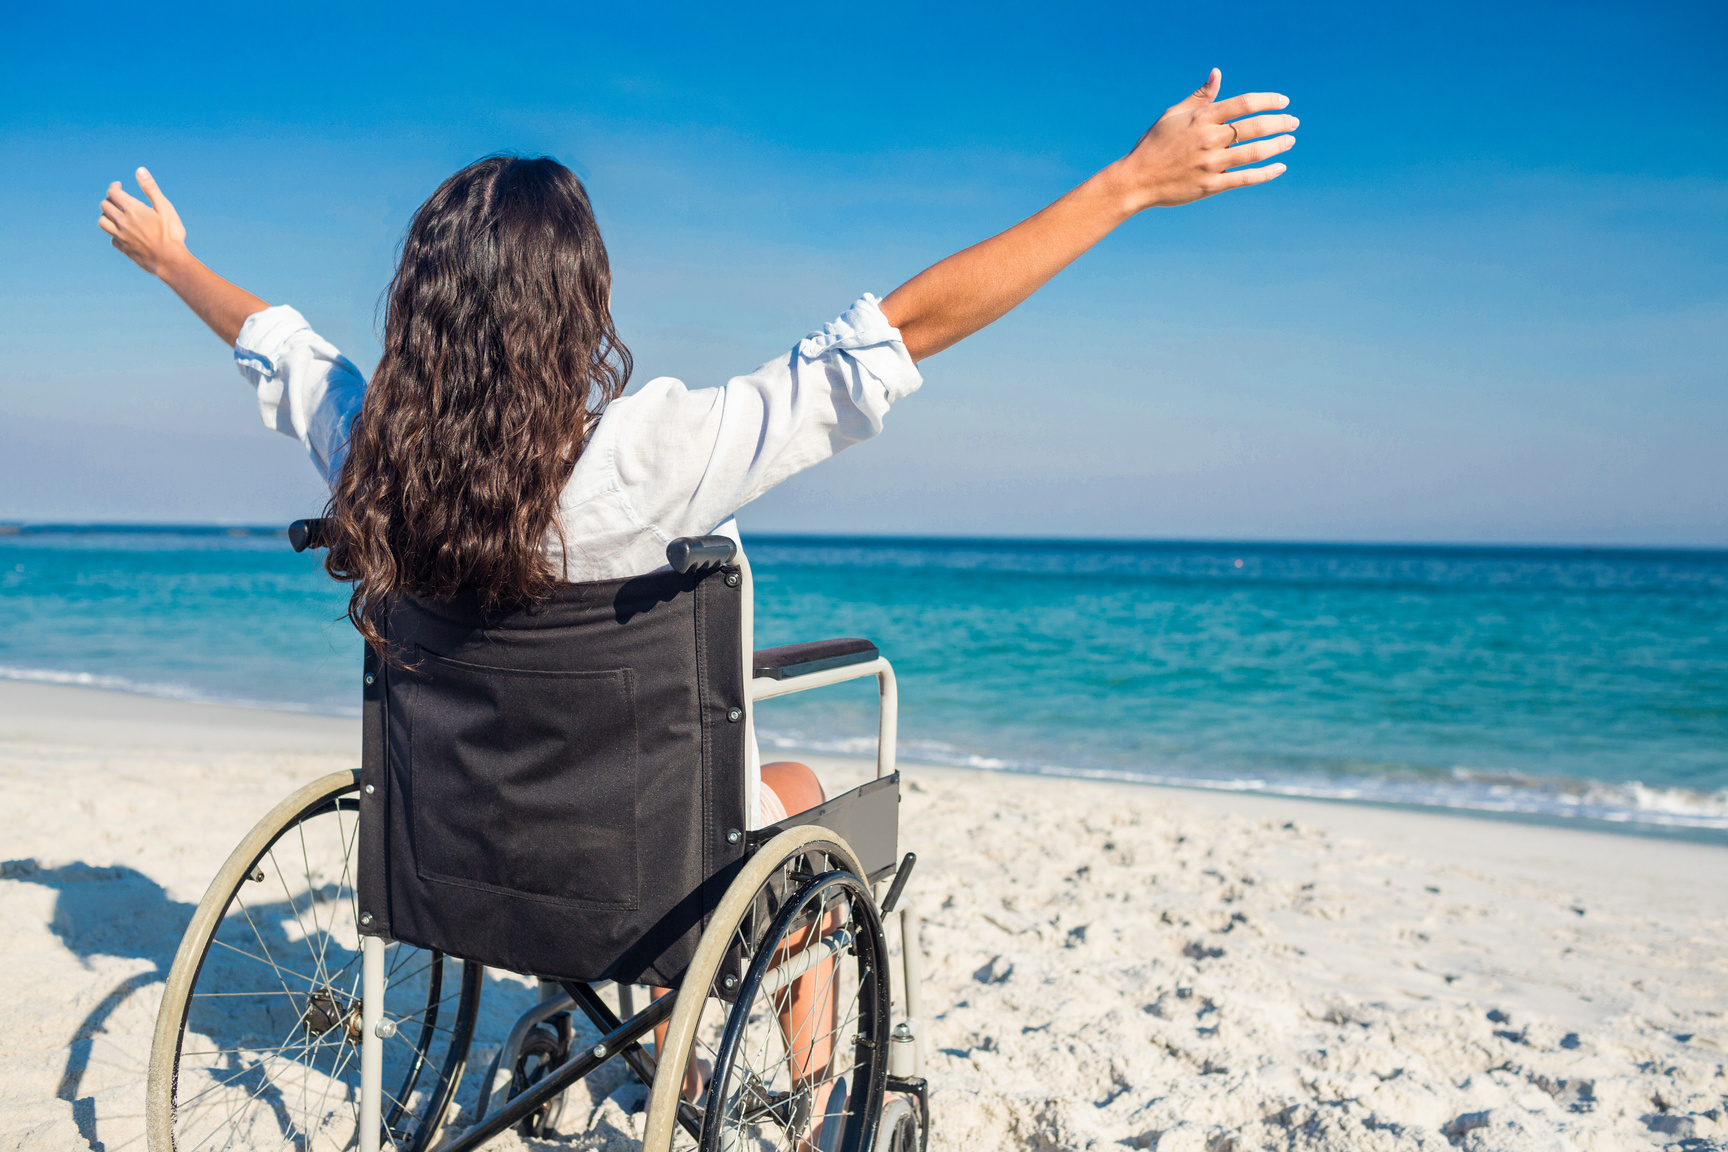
[3,521,1726,557]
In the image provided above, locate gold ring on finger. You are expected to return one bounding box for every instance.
[1228,122,1240,145]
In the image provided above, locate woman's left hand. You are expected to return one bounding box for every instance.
[1111,68,1298,211]
[882,68,1300,360]
[99,167,191,277]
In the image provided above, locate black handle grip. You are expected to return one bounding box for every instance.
[666,535,737,574]
[288,518,337,553]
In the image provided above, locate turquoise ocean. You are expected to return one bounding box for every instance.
[3,527,1725,841]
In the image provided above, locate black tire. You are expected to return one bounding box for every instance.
[146,772,481,1151]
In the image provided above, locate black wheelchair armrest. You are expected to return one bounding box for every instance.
[753,638,879,681]
[666,535,738,573]
[288,517,337,553]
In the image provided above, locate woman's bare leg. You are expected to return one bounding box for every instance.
[650,988,704,1099]
[770,766,843,1084]
[761,760,825,817]
[762,761,834,1080]
[761,763,842,1148]
[650,763,831,1104]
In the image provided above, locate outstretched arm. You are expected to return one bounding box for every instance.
[879,70,1296,362]
[99,168,268,346]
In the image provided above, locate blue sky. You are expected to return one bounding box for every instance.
[2,0,1723,543]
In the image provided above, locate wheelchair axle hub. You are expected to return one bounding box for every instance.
[734,1074,811,1134]
[301,989,359,1042]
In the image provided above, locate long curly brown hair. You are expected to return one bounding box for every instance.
[324,155,631,654]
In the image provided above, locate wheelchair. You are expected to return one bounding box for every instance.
[144,521,929,1152]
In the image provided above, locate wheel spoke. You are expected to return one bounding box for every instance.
[177,1009,332,1129]
[296,820,342,990]
[179,996,321,1105]
[231,894,308,1004]
[207,929,304,996]
[389,991,464,1029]
[307,1032,361,1149]
[266,843,328,995]
[340,806,363,953]
[385,954,435,988]
[183,1050,304,1152]
[174,1054,280,1112]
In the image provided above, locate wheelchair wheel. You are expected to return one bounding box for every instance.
[511,1017,571,1137]
[145,771,481,1152]
[645,826,890,1152]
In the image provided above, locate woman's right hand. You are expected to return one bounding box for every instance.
[97,167,268,345]
[99,167,191,277]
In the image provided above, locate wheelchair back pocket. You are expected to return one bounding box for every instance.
[407,649,639,910]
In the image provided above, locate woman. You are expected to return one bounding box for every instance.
[100,67,1293,1123]
[101,67,1292,823]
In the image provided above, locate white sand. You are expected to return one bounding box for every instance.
[2,681,1724,1151]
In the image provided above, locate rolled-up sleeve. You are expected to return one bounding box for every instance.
[233,305,368,486]
[593,293,923,542]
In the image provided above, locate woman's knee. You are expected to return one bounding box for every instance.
[761,761,825,817]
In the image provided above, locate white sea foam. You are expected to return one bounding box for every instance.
[0,665,360,717]
[756,726,1728,834]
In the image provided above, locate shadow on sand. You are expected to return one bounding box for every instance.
[4,857,193,1150]
[4,856,549,1151]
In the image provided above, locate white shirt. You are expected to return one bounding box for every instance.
[233,294,923,581]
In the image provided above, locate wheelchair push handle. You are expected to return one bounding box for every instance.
[666,535,737,574]
[288,517,337,553]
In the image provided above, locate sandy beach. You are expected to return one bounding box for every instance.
[2,680,1724,1152]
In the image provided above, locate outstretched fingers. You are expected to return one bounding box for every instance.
[1221,134,1296,170]
[105,180,145,213]
[1215,162,1288,192]
[1207,91,1290,123]
[1221,113,1299,146]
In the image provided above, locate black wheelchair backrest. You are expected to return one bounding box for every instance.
[352,550,751,987]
